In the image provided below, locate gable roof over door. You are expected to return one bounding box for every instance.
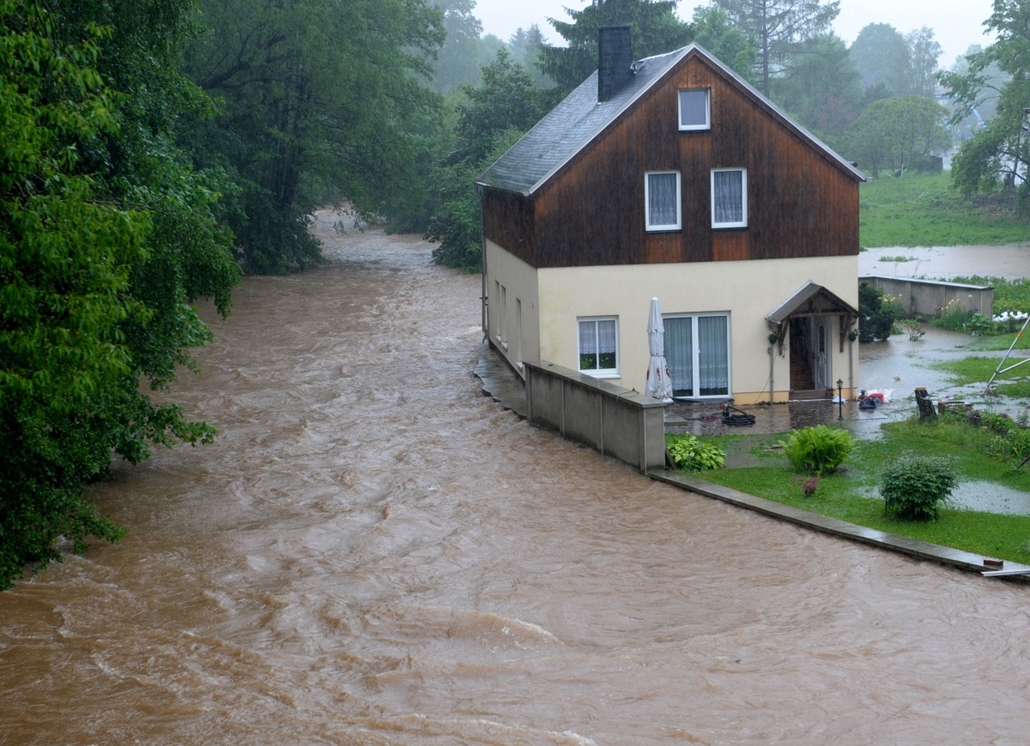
[477,44,864,197]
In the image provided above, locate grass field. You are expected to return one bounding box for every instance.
[860,173,1030,248]
[694,417,1030,565]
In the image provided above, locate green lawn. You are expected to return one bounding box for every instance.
[860,173,1030,248]
[693,418,1030,565]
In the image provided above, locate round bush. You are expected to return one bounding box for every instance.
[881,455,957,521]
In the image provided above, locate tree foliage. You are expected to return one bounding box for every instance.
[771,32,862,136]
[713,0,839,96]
[941,0,1030,206]
[537,0,692,97]
[428,50,550,270]
[849,23,910,92]
[184,0,446,274]
[690,5,758,83]
[1,0,239,589]
[849,95,949,177]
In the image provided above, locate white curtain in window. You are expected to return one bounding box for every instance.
[648,172,678,226]
[597,319,616,357]
[698,315,729,395]
[713,170,743,224]
[579,320,594,357]
[664,316,693,396]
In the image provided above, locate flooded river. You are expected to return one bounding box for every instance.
[3,214,1030,744]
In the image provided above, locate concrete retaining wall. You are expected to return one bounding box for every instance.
[860,276,993,321]
[524,360,667,474]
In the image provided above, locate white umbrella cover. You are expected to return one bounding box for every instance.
[646,297,674,402]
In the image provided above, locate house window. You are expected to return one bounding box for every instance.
[645,171,681,231]
[678,89,710,130]
[578,317,619,377]
[664,314,730,398]
[712,168,747,228]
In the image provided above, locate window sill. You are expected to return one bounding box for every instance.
[712,223,747,230]
[580,370,620,380]
[645,226,681,233]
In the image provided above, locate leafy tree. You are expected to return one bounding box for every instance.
[537,0,692,97]
[428,1,506,93]
[429,50,550,270]
[713,0,839,97]
[848,23,941,98]
[941,0,1030,207]
[1,0,238,589]
[690,5,758,83]
[849,22,909,92]
[184,0,446,273]
[771,32,862,135]
[509,24,554,88]
[849,96,949,177]
[905,27,942,98]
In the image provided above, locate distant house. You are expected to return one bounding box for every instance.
[478,27,863,404]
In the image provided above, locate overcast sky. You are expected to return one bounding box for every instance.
[472,0,997,70]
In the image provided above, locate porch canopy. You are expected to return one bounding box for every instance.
[766,281,859,353]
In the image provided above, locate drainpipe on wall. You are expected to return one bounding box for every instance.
[768,346,775,405]
[848,334,854,399]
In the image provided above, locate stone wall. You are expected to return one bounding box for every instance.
[860,276,993,321]
[523,360,667,473]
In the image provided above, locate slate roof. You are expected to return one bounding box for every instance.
[477,44,865,197]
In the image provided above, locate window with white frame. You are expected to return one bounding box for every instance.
[578,317,618,376]
[645,171,681,231]
[663,313,730,398]
[711,168,747,228]
[678,89,710,131]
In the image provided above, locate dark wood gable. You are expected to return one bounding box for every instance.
[483,50,861,270]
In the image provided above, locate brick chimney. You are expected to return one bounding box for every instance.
[597,26,633,103]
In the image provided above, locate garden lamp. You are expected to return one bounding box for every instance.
[837,378,844,420]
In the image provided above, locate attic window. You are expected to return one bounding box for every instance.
[678,89,710,131]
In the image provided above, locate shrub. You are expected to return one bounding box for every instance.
[666,435,726,472]
[859,282,895,342]
[779,425,853,475]
[964,312,997,337]
[881,455,957,521]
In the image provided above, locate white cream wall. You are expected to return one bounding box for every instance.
[537,255,859,404]
[484,240,540,375]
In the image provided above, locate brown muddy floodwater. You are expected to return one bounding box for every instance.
[3,213,1030,745]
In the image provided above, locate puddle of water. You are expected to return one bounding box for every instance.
[858,480,1030,516]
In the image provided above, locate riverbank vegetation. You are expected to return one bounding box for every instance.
[691,415,1030,565]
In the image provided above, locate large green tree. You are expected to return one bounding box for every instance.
[537,0,692,97]
[690,5,758,83]
[428,49,551,270]
[941,0,1030,205]
[849,23,910,92]
[713,0,839,97]
[1,0,239,589]
[184,0,446,273]
[771,32,862,136]
[849,95,950,177]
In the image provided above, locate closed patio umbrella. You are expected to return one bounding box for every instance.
[646,297,673,402]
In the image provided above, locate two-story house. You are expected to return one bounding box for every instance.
[478,28,862,404]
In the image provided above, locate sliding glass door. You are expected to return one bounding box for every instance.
[664,314,730,399]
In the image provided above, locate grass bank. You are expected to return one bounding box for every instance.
[860,173,1030,248]
[694,417,1030,565]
